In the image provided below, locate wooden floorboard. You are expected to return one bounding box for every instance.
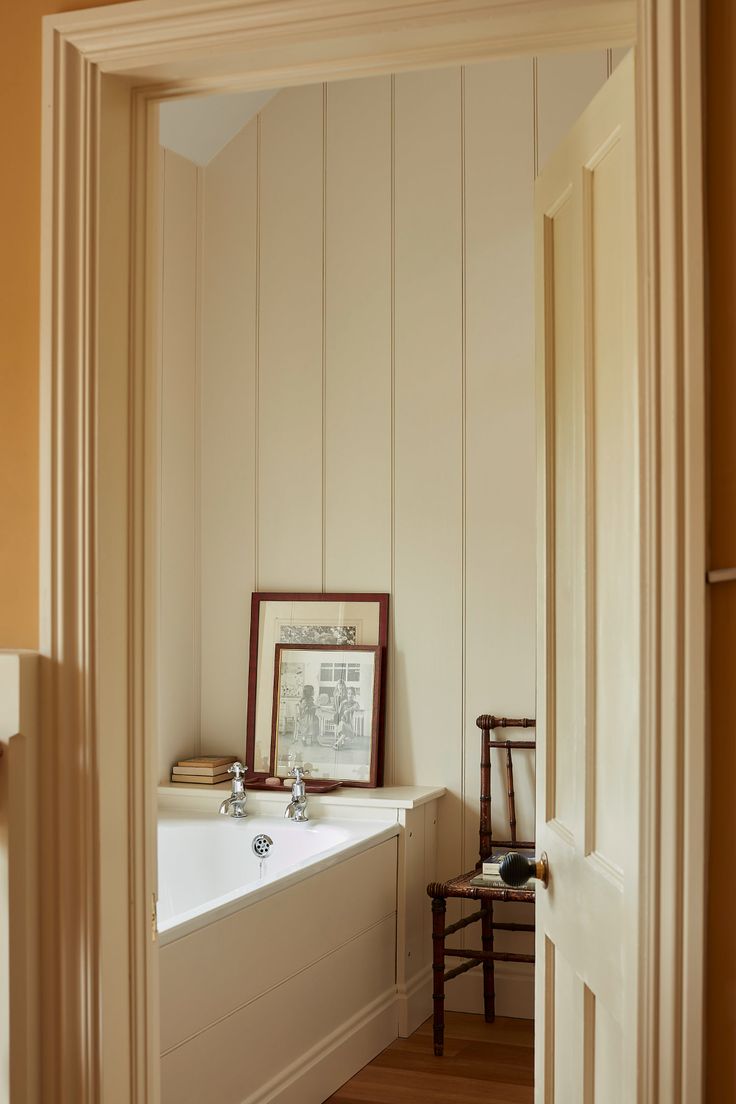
[326,1013,534,1104]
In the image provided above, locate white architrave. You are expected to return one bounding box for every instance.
[38,1,704,1101]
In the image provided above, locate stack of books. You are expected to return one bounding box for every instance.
[469,850,536,891]
[171,756,237,785]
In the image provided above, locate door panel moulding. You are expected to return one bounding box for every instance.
[38,1,704,1101]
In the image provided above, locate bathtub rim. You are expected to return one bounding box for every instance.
[157,812,400,946]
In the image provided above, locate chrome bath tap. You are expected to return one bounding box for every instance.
[284,767,309,822]
[219,762,249,818]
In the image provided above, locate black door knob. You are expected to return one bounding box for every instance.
[499,851,549,888]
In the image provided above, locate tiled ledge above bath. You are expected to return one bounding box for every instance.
[158,780,446,820]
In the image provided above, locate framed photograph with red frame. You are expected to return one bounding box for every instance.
[246,592,389,783]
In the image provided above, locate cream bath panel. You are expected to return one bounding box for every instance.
[200,120,258,753]
[159,835,397,1053]
[160,914,397,1104]
[257,85,324,590]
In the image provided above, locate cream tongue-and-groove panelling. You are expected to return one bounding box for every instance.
[157,49,628,1016]
[159,149,201,776]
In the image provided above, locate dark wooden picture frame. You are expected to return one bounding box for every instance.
[246,592,389,782]
[271,644,384,788]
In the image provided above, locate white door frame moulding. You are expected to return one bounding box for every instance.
[38,1,705,1101]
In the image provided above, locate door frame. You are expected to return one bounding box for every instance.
[38,1,705,1101]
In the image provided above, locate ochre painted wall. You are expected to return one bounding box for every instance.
[0,0,126,649]
[705,1,736,1099]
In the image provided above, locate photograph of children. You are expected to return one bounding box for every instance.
[248,595,388,779]
[272,644,383,785]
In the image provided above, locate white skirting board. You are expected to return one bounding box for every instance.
[397,963,432,1037]
[445,961,534,1020]
[246,988,398,1104]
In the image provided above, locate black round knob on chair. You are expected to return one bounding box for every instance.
[499,851,538,888]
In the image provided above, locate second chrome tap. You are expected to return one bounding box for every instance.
[284,766,309,822]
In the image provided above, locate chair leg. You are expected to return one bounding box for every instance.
[481,903,496,1023]
[431,897,447,1056]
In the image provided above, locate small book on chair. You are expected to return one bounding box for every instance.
[473,849,536,889]
[470,872,536,892]
[481,849,534,874]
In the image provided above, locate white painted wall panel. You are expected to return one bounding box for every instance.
[200,121,258,756]
[257,85,324,589]
[158,150,199,783]
[459,57,538,992]
[393,67,464,882]
[324,77,392,595]
[463,57,537,866]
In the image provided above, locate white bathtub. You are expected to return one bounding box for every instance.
[158,806,401,1104]
[157,809,398,944]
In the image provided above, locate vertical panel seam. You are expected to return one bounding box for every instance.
[582,165,598,858]
[533,57,540,179]
[322,83,328,592]
[390,73,396,787]
[194,165,204,755]
[606,47,613,79]
[255,113,261,591]
[158,149,166,760]
[460,65,468,887]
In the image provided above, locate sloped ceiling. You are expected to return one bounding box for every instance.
[159,88,279,166]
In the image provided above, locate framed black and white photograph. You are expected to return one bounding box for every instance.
[271,645,383,787]
[246,592,389,779]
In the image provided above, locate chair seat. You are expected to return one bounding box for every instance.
[427,870,535,904]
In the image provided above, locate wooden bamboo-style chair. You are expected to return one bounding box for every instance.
[426,714,536,1057]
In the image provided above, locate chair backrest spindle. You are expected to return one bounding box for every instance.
[506,744,517,845]
[476,714,536,867]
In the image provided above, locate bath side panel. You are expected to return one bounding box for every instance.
[161,914,397,1104]
[160,837,397,1056]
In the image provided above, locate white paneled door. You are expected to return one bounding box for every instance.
[534,52,638,1102]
